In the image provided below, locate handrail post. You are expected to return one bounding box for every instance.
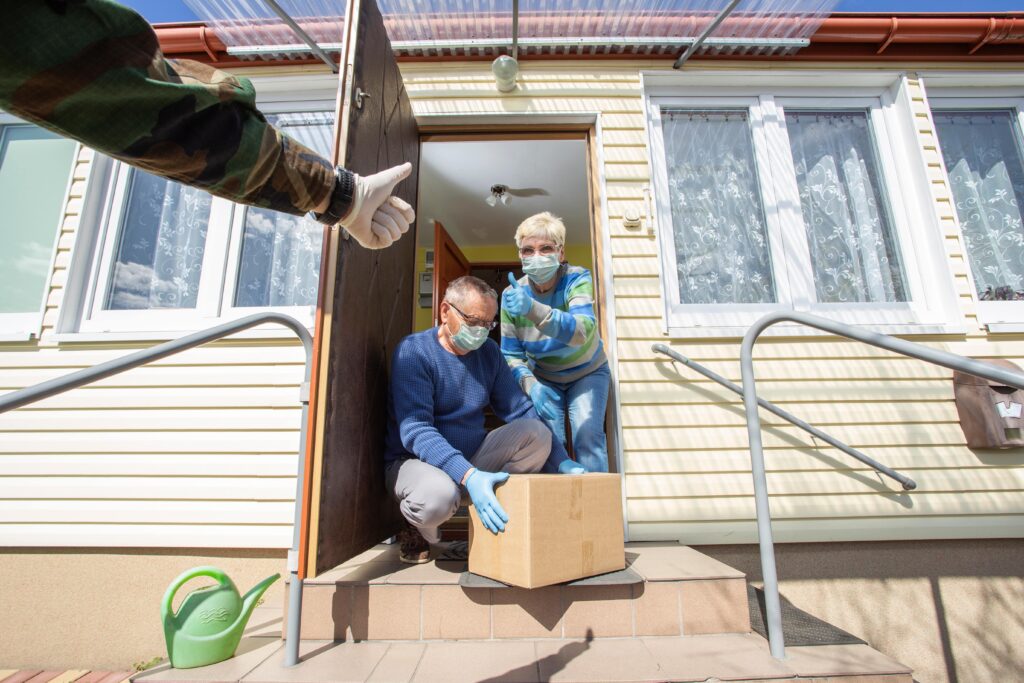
[739,309,1024,662]
[740,326,785,660]
[284,344,314,667]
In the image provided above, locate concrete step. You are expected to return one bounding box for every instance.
[133,633,914,683]
[286,542,751,642]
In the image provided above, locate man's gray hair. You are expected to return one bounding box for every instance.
[444,275,498,307]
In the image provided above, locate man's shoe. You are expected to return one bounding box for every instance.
[398,523,431,564]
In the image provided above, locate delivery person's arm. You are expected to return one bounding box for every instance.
[0,0,412,249]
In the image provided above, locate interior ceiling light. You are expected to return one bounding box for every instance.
[486,184,511,207]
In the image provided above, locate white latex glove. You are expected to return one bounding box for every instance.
[339,162,415,249]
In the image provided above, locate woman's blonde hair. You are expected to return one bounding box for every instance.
[515,211,566,249]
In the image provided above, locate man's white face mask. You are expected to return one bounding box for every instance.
[448,320,489,351]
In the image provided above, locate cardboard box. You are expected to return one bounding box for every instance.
[467,473,625,589]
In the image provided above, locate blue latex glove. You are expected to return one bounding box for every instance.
[502,272,533,317]
[529,382,564,422]
[558,459,586,475]
[465,469,510,534]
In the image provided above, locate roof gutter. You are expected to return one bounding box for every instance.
[155,14,1024,65]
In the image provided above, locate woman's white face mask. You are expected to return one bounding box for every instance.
[521,253,560,284]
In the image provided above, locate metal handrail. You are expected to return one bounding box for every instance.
[0,312,314,667]
[739,311,1024,660]
[651,343,917,491]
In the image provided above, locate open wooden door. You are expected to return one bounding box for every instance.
[300,0,419,577]
[431,221,471,325]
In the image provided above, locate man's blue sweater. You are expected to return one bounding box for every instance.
[384,328,569,483]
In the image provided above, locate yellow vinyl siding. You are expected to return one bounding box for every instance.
[5,61,1024,550]
[403,61,1024,545]
[0,146,303,549]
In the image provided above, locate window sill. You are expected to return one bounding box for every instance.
[0,331,37,344]
[985,323,1024,334]
[664,322,968,340]
[50,326,310,345]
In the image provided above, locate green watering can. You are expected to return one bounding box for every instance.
[161,566,279,669]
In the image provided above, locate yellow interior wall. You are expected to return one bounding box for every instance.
[413,244,593,331]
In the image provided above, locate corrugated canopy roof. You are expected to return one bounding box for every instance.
[182,0,839,60]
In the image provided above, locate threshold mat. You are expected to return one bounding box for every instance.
[748,584,866,647]
[459,565,643,589]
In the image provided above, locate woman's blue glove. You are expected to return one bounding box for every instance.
[503,272,533,317]
[465,469,510,534]
[529,382,564,422]
[558,459,586,475]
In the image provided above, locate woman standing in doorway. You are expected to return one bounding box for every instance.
[500,212,610,472]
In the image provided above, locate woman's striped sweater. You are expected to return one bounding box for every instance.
[500,264,607,393]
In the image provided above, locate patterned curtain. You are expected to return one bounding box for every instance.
[234,112,332,308]
[662,109,776,305]
[106,169,211,310]
[786,110,907,304]
[933,110,1024,301]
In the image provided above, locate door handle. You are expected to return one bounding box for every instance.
[354,87,371,109]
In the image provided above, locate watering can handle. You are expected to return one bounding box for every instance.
[161,566,231,622]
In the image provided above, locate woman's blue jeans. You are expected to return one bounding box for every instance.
[535,362,611,473]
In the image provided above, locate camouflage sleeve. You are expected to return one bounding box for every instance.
[0,0,347,220]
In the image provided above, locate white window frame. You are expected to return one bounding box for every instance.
[922,71,1024,332]
[642,70,961,338]
[0,113,77,341]
[61,74,339,339]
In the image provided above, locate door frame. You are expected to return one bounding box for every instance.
[414,115,628,525]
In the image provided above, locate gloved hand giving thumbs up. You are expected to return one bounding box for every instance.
[340,162,416,249]
[503,272,534,318]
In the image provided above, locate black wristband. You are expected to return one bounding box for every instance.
[311,167,356,225]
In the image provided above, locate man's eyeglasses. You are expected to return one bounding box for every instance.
[518,244,559,258]
[448,302,498,330]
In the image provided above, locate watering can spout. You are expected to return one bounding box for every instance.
[239,573,280,629]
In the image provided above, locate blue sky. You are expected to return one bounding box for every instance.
[122,0,1023,24]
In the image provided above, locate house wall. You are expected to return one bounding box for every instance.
[2,58,1024,673]
[4,58,1021,552]
[705,539,1024,683]
[397,58,1024,545]
[0,145,305,550]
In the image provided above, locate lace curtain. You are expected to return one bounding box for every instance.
[106,170,211,310]
[786,110,906,304]
[234,112,332,308]
[933,110,1024,301]
[662,109,776,305]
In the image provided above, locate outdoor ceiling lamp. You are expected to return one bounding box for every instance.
[486,184,511,206]
[491,55,519,92]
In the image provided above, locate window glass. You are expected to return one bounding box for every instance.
[661,109,776,305]
[786,110,907,303]
[104,170,212,310]
[234,112,332,308]
[0,125,76,314]
[933,109,1024,302]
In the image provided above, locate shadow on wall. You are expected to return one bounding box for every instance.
[703,539,1024,683]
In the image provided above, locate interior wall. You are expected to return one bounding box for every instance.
[413,244,594,331]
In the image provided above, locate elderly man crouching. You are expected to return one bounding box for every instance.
[384,275,585,564]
